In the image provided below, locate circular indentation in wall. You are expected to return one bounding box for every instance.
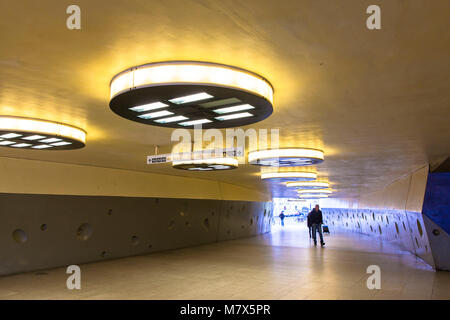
[13,229,28,243]
[107,209,113,216]
[241,225,245,229]
[416,219,423,237]
[395,222,399,234]
[211,211,215,216]
[203,218,210,230]
[168,220,175,230]
[185,221,191,227]
[40,224,48,231]
[432,229,440,236]
[76,223,93,241]
[148,244,153,249]
[415,237,419,248]
[131,235,140,246]
[378,225,382,234]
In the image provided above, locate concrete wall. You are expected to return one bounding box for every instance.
[0,156,270,202]
[0,193,273,276]
[321,165,435,268]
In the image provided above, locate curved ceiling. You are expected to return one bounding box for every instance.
[0,0,448,199]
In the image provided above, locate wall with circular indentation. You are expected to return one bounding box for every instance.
[0,192,272,276]
[321,165,435,269]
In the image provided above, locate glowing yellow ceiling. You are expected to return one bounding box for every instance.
[0,0,448,198]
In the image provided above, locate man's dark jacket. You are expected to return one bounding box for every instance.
[307,213,312,227]
[309,209,323,225]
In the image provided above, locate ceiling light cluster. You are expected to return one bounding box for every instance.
[4,60,339,199]
[0,116,86,150]
[109,61,274,129]
[249,147,334,198]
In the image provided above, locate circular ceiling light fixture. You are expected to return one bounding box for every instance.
[172,157,238,171]
[248,148,324,166]
[261,171,317,182]
[0,116,86,150]
[285,181,330,189]
[109,61,274,129]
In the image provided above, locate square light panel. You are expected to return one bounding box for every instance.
[213,104,255,114]
[169,92,213,104]
[0,133,22,139]
[215,112,253,121]
[129,102,168,112]
[138,110,174,119]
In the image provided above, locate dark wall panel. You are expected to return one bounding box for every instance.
[0,193,273,276]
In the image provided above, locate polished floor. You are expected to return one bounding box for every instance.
[1,222,450,300]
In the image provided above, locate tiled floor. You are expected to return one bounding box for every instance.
[1,224,449,300]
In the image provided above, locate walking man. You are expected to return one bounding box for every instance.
[279,211,285,227]
[309,204,325,247]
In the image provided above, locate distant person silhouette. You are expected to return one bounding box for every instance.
[279,211,285,227]
[309,205,325,247]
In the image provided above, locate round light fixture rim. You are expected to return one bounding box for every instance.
[110,60,274,92]
[248,148,324,162]
[0,115,87,136]
[0,115,87,150]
